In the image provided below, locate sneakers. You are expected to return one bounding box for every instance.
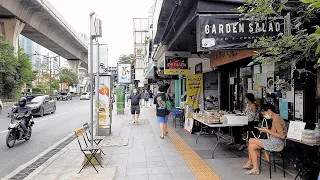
[160,136,164,139]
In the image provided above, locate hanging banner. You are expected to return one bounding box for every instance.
[164,57,189,75]
[116,85,125,114]
[197,14,285,51]
[97,75,111,128]
[117,63,132,84]
[186,74,203,118]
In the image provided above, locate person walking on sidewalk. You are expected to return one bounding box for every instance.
[149,90,154,107]
[144,90,149,107]
[129,89,142,123]
[154,85,172,139]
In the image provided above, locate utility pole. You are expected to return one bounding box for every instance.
[96,43,100,135]
[48,52,52,96]
[89,12,95,147]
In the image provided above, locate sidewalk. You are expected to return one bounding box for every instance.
[22,106,291,180]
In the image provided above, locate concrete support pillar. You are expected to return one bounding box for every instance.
[68,60,81,76]
[0,19,25,55]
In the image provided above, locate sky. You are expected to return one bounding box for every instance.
[48,0,154,67]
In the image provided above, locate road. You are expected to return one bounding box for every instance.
[0,98,90,178]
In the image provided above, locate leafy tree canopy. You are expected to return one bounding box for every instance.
[237,0,320,67]
[59,68,79,87]
[118,54,135,63]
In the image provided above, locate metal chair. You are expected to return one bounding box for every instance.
[259,148,286,179]
[83,123,105,155]
[75,128,103,173]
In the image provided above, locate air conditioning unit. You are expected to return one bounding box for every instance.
[90,18,102,37]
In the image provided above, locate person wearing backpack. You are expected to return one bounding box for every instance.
[154,85,173,139]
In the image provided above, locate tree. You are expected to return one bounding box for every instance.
[236,0,319,67]
[118,54,135,63]
[17,48,36,87]
[0,35,34,98]
[59,68,79,87]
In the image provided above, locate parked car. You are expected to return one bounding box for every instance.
[56,92,72,101]
[80,92,90,100]
[11,95,56,117]
[0,98,3,114]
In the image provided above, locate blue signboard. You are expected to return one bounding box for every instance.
[279,98,288,120]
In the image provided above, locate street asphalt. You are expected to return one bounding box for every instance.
[0,97,90,178]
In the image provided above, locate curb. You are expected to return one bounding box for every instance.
[2,132,74,180]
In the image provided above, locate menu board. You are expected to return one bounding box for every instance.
[287,121,306,141]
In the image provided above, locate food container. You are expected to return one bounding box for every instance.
[223,115,248,125]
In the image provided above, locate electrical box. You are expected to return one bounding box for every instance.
[90,18,102,37]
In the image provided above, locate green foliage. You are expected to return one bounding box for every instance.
[118,54,135,63]
[59,68,79,87]
[0,35,34,98]
[237,0,320,66]
[18,48,36,87]
[51,79,60,91]
[32,84,49,94]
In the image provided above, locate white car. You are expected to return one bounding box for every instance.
[80,92,90,100]
[0,99,2,114]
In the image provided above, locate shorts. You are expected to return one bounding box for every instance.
[131,105,140,115]
[157,115,168,123]
[145,98,149,102]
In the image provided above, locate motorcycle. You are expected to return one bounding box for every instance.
[6,113,34,148]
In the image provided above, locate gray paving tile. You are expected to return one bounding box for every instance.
[146,155,165,162]
[124,174,148,180]
[166,159,187,166]
[125,167,148,176]
[171,172,196,180]
[148,173,173,180]
[164,155,184,162]
[168,165,192,173]
[127,156,146,163]
[147,166,170,175]
[126,161,147,169]
[146,151,163,157]
[146,160,168,168]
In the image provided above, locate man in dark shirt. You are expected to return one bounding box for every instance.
[129,89,141,123]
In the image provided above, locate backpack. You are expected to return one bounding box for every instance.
[165,93,173,111]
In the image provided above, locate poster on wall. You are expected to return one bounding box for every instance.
[279,98,288,120]
[295,90,304,119]
[117,63,131,84]
[186,74,203,118]
[164,57,189,75]
[267,72,274,93]
[96,75,112,128]
[195,63,202,74]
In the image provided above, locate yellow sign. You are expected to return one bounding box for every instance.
[186,74,203,118]
[76,129,84,137]
[164,69,189,75]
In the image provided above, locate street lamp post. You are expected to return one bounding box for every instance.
[89,12,96,147]
[32,53,59,96]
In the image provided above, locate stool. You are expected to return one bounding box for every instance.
[259,149,285,179]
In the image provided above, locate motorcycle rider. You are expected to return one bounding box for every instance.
[12,97,31,138]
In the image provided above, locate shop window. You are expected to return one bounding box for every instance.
[203,71,219,110]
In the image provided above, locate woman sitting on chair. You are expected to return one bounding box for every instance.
[243,104,287,175]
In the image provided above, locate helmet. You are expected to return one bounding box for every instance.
[18,97,27,107]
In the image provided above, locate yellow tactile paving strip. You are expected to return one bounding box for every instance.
[167,127,221,180]
[151,109,221,180]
